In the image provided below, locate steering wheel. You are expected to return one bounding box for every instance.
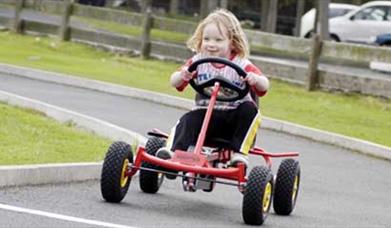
[187,57,250,102]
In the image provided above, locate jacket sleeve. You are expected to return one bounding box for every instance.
[174,58,193,91]
[244,64,268,97]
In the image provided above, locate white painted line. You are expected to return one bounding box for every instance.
[0,203,138,228]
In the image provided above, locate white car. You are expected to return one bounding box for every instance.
[329,1,391,43]
[300,3,358,38]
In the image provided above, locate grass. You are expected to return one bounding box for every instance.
[0,102,111,165]
[0,31,390,150]
[77,17,190,44]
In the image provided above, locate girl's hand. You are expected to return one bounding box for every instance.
[243,72,270,91]
[243,72,259,86]
[180,67,194,82]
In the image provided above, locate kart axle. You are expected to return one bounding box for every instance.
[131,165,245,187]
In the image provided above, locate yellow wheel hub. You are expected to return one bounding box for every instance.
[120,159,130,188]
[262,182,272,213]
[292,175,299,202]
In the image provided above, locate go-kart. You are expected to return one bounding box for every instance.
[100,57,301,225]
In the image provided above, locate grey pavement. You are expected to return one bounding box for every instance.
[0,74,184,136]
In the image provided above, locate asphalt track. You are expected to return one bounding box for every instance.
[0,73,391,227]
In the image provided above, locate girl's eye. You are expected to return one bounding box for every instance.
[216,38,223,42]
[203,37,210,41]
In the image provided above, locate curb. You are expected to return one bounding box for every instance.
[0,162,102,187]
[0,90,147,187]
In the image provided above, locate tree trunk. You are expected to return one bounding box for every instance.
[169,0,179,15]
[220,0,228,9]
[306,34,322,91]
[293,0,305,37]
[318,0,329,40]
[200,0,208,19]
[313,1,319,35]
[13,0,24,34]
[140,0,152,13]
[265,0,278,33]
[260,0,269,31]
[141,6,153,59]
[200,0,218,19]
[58,1,73,41]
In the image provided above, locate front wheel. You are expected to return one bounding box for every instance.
[242,166,274,225]
[273,159,300,215]
[100,141,133,203]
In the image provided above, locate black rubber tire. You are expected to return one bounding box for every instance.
[139,137,165,193]
[381,42,391,47]
[100,141,133,203]
[273,158,300,215]
[330,34,340,42]
[242,166,274,225]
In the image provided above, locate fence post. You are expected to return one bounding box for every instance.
[306,34,323,91]
[140,7,153,59]
[59,0,73,41]
[12,0,25,34]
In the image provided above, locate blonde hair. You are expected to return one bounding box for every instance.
[187,8,249,58]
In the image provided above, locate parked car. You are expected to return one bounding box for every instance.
[329,1,391,43]
[300,3,359,38]
[372,33,391,46]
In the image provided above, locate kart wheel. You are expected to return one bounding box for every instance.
[242,166,274,225]
[139,137,165,193]
[273,159,300,215]
[100,141,133,203]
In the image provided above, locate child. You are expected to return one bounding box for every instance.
[156,9,269,172]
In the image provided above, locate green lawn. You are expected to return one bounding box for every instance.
[77,17,189,44]
[0,102,111,165]
[0,31,390,150]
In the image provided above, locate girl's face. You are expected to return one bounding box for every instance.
[200,22,232,58]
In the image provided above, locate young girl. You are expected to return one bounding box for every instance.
[156,9,269,173]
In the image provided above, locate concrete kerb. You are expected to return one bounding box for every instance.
[0,90,147,187]
[0,63,390,187]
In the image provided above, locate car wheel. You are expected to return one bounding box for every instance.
[330,34,340,42]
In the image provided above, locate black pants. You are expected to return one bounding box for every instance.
[168,101,260,154]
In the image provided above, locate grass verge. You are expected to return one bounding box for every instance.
[0,102,111,165]
[0,31,390,149]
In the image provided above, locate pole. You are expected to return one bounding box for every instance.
[306,34,323,91]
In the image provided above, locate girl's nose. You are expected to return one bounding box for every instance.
[206,40,216,47]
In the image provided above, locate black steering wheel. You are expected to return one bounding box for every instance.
[187,57,249,102]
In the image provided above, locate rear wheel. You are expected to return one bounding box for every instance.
[242,166,274,225]
[100,141,133,203]
[273,159,300,215]
[139,137,165,193]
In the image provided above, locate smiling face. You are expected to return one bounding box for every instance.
[200,22,232,58]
